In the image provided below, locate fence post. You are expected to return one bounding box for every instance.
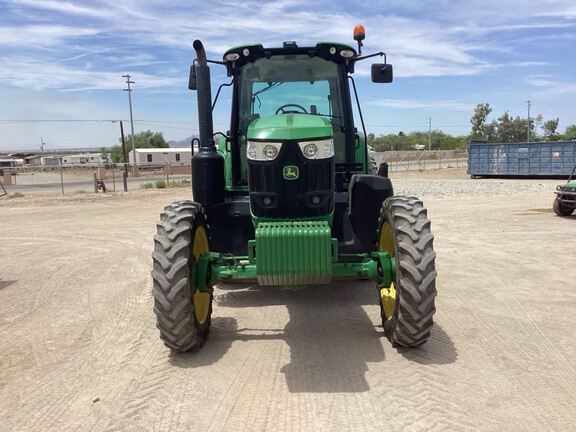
[122,171,128,192]
[93,173,98,193]
[60,164,64,195]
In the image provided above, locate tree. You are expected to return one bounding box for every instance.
[563,124,576,139]
[484,120,498,142]
[370,130,466,152]
[542,118,560,140]
[367,133,376,147]
[495,112,533,143]
[534,114,544,136]
[109,130,168,162]
[470,103,492,140]
[122,130,167,149]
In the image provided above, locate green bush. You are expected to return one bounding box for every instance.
[169,180,187,188]
[154,180,167,189]
[8,192,25,199]
[140,182,154,189]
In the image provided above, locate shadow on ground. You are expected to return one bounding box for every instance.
[397,323,457,365]
[170,281,456,391]
[0,280,16,290]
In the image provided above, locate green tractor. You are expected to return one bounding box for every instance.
[152,27,437,352]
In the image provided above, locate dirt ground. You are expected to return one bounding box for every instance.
[1,168,575,431]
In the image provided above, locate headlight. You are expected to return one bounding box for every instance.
[303,143,318,158]
[263,145,278,160]
[247,141,282,161]
[298,139,334,159]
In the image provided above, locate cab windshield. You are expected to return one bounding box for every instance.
[236,55,347,183]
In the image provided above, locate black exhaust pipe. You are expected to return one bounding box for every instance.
[191,39,225,206]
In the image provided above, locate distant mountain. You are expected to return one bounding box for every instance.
[168,135,198,148]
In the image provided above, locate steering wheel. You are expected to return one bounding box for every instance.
[275,103,308,115]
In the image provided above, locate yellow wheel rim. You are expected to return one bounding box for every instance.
[379,222,394,254]
[379,221,397,320]
[380,283,396,320]
[192,226,211,324]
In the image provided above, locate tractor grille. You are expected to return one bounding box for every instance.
[255,221,332,285]
[248,141,334,218]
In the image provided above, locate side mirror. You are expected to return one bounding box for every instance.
[371,63,393,83]
[188,65,197,90]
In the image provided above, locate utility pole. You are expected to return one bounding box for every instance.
[526,100,531,142]
[123,74,138,176]
[427,117,432,151]
[119,120,128,192]
[40,137,45,153]
[119,121,129,176]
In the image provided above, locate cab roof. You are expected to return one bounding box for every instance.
[222,41,358,75]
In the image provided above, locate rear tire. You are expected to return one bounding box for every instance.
[553,198,574,216]
[152,200,213,352]
[377,196,437,347]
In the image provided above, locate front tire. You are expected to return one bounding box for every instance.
[152,200,213,352]
[553,198,574,216]
[377,196,437,347]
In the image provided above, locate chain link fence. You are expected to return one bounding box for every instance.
[0,164,192,196]
[373,150,468,172]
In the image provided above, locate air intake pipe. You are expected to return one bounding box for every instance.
[191,39,225,206]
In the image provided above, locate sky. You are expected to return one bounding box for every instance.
[0,0,575,151]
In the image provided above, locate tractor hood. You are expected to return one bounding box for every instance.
[247,114,333,141]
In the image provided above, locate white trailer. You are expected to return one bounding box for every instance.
[61,153,109,166]
[129,148,192,166]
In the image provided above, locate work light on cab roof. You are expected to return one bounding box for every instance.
[152,25,437,355]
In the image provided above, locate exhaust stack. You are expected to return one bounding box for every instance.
[191,39,225,206]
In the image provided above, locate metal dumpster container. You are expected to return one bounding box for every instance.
[468,140,576,178]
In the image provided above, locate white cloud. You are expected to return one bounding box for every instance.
[3,0,572,88]
[526,76,576,94]
[535,7,576,19]
[0,25,100,47]
[0,57,181,91]
[366,98,475,111]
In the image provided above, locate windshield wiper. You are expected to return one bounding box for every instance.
[253,82,283,98]
[251,82,284,110]
[312,112,342,118]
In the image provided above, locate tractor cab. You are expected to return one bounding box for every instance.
[151,27,437,354]
[223,42,366,186]
[219,41,391,189]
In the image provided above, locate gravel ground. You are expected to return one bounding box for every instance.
[1,168,575,431]
[395,178,557,198]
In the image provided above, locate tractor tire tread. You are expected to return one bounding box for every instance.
[378,196,437,348]
[152,200,210,352]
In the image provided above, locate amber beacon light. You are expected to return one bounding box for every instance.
[353,24,366,53]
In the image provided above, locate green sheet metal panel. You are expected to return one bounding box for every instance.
[255,221,332,285]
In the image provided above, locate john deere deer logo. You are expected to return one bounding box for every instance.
[283,165,299,180]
